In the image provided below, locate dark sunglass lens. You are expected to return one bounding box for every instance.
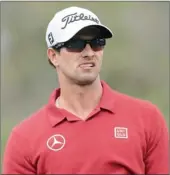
[90,38,106,49]
[63,39,106,52]
[99,38,106,46]
[65,40,85,51]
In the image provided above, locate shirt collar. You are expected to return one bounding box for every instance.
[99,80,115,113]
[46,80,116,127]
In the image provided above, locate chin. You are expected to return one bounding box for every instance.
[74,76,98,86]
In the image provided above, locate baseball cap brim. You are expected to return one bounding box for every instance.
[51,23,113,47]
[75,24,113,39]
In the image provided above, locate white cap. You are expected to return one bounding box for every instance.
[46,6,113,47]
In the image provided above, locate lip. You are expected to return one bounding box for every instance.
[79,62,96,67]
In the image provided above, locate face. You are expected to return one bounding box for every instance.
[48,27,105,86]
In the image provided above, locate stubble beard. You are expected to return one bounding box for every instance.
[59,67,100,87]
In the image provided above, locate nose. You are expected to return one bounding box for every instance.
[81,44,94,58]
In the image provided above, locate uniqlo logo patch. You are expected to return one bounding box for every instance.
[114,127,128,139]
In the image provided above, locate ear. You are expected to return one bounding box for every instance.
[47,48,59,67]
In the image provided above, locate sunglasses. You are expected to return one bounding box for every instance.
[53,38,106,52]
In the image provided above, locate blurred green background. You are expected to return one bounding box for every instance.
[1,1,169,170]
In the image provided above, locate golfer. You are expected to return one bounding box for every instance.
[3,6,168,174]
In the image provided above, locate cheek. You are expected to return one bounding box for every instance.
[59,58,72,68]
[96,50,103,61]
[59,51,78,68]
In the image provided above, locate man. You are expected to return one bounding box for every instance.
[3,6,168,174]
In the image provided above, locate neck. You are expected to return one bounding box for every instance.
[57,77,102,120]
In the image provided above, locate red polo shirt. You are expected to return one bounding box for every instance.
[3,81,168,174]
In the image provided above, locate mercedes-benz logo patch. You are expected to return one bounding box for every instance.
[46,134,66,151]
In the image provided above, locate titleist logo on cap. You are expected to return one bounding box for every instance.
[61,12,99,29]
